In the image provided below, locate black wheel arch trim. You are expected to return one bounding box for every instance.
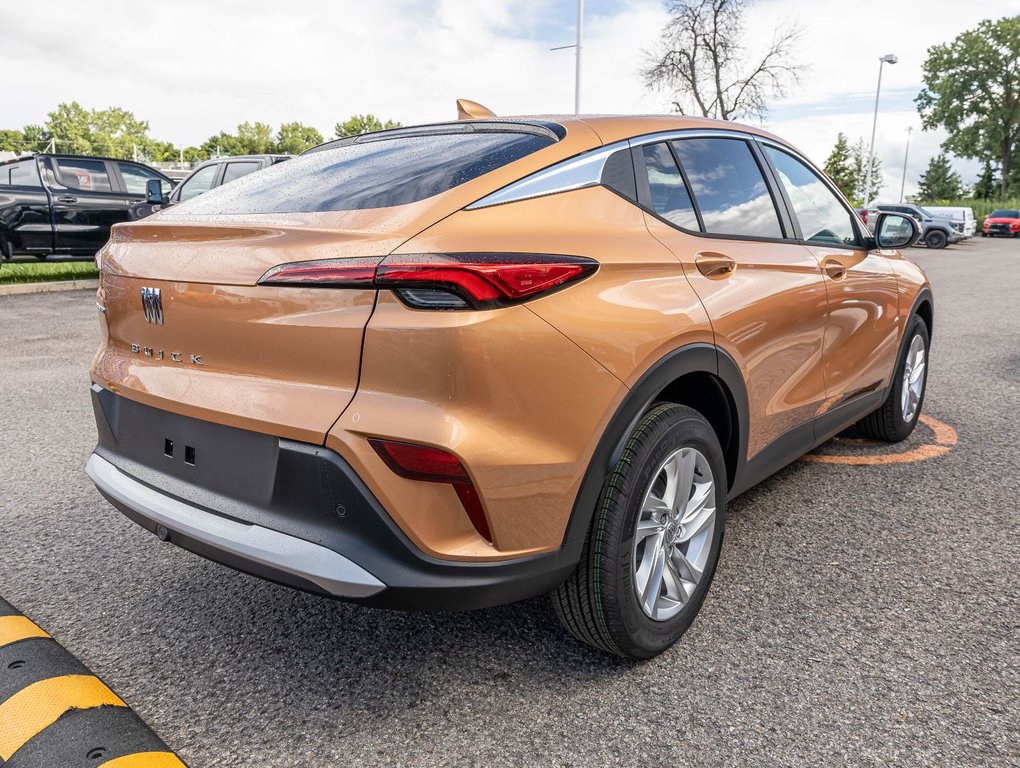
[909,286,934,339]
[559,342,749,559]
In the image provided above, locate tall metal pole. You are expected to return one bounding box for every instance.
[574,0,584,114]
[899,126,912,203]
[863,61,884,207]
[864,54,897,207]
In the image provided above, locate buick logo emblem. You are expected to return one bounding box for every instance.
[141,287,163,325]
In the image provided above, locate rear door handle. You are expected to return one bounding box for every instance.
[56,196,78,203]
[823,259,848,281]
[695,252,736,278]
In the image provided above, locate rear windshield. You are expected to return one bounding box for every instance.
[176,131,555,214]
[991,210,1019,218]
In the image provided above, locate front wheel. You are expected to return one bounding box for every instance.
[856,316,930,442]
[552,404,727,659]
[925,230,948,249]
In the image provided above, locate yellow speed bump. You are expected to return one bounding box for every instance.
[101,752,189,767]
[0,615,49,647]
[0,674,126,760]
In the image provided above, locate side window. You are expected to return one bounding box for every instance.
[177,164,219,202]
[670,138,783,239]
[118,162,165,195]
[56,158,112,192]
[763,146,859,247]
[639,143,699,230]
[221,161,261,184]
[3,160,42,187]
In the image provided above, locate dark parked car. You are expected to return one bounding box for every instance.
[0,154,174,260]
[161,155,291,206]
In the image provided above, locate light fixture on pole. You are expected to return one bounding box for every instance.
[551,0,584,114]
[863,53,897,207]
[899,126,913,203]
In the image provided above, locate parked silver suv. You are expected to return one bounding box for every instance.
[869,204,962,249]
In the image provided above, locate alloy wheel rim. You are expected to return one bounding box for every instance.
[901,334,926,423]
[632,446,716,622]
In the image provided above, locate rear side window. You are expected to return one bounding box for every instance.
[177,164,218,202]
[178,132,555,214]
[118,162,167,195]
[221,161,261,184]
[640,143,699,230]
[671,138,783,239]
[764,146,859,247]
[56,158,112,192]
[1,160,42,187]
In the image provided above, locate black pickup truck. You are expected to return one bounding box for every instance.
[0,154,174,260]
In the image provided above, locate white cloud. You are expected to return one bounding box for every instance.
[1,0,1017,198]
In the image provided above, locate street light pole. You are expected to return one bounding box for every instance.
[551,0,584,114]
[899,126,912,203]
[574,0,583,114]
[863,53,897,207]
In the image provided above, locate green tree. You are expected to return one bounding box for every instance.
[846,139,882,205]
[0,129,29,153]
[916,16,1020,200]
[21,125,49,152]
[823,133,856,200]
[42,102,154,158]
[45,102,94,154]
[274,122,324,154]
[200,121,274,157]
[914,152,963,201]
[334,114,400,138]
[972,160,999,199]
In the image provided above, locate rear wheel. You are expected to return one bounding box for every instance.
[925,230,948,249]
[552,403,726,659]
[856,316,929,442]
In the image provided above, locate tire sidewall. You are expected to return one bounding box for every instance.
[604,407,727,658]
[888,317,930,439]
[926,230,947,249]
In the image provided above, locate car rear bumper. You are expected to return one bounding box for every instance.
[87,385,575,610]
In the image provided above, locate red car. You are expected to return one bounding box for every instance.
[982,209,1020,237]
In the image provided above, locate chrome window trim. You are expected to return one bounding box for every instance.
[467,128,772,211]
[467,141,628,209]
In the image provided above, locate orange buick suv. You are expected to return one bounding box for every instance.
[87,111,932,658]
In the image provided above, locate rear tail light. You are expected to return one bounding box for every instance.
[258,253,597,310]
[369,438,492,542]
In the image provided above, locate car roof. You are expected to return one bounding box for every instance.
[306,114,799,155]
[0,153,172,180]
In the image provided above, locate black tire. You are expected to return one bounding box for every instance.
[856,315,930,442]
[981,232,987,237]
[925,230,948,249]
[552,403,727,659]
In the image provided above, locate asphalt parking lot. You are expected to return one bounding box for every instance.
[1,237,1018,767]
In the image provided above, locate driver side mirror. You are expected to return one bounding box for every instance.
[145,178,164,206]
[874,212,920,250]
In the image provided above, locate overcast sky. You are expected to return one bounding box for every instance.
[3,0,1019,198]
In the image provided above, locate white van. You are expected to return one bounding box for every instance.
[925,206,977,238]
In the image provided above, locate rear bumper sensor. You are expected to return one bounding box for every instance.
[86,454,386,599]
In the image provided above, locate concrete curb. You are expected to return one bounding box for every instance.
[0,279,99,297]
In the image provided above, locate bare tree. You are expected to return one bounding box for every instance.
[643,0,801,121]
